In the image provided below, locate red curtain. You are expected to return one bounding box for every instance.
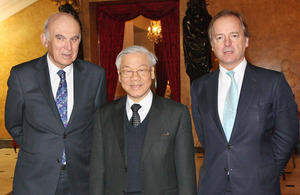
[155,42,168,97]
[97,1,180,102]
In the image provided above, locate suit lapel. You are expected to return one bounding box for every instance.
[231,63,259,141]
[35,54,61,123]
[140,95,165,163]
[205,70,226,140]
[67,60,86,128]
[35,56,87,130]
[113,97,127,165]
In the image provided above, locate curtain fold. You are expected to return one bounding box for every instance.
[161,7,180,101]
[97,9,124,102]
[97,1,180,102]
[155,42,167,97]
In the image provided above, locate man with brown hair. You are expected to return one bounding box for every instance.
[191,10,299,194]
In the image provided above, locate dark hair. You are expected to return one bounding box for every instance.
[208,9,251,45]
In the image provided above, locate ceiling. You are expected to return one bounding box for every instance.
[0,0,37,22]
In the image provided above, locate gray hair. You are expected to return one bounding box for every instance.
[208,9,251,46]
[115,45,158,69]
[43,12,81,41]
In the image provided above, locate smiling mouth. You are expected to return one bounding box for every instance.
[131,84,142,89]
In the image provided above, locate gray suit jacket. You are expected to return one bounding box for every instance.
[5,54,107,195]
[191,63,299,195]
[90,94,197,195]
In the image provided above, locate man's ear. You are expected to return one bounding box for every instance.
[41,33,48,47]
[117,69,122,82]
[150,66,155,79]
[245,37,249,48]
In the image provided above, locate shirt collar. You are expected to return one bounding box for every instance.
[219,58,247,79]
[47,54,73,77]
[126,90,153,112]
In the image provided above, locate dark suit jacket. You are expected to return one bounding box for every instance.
[5,54,107,195]
[89,94,197,195]
[191,63,299,195]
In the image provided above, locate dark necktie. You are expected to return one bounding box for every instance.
[223,71,238,141]
[130,104,141,128]
[56,70,67,164]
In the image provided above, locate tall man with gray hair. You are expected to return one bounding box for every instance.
[90,45,197,195]
[5,12,107,194]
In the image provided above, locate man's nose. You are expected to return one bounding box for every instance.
[64,40,72,50]
[224,37,232,46]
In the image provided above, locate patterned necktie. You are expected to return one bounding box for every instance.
[130,104,141,128]
[56,70,67,164]
[223,71,238,142]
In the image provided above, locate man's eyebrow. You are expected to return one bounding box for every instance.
[72,35,80,38]
[55,34,65,38]
[214,33,224,37]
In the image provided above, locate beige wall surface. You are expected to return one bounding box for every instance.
[0,0,58,138]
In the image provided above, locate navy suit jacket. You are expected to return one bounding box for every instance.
[5,54,107,195]
[191,62,299,195]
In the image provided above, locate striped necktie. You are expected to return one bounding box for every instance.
[130,104,141,128]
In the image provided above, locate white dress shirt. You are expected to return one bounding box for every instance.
[47,54,74,121]
[126,90,153,122]
[218,58,247,125]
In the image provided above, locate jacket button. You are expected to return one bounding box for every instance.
[122,190,126,194]
[227,145,233,149]
[57,158,61,163]
[63,134,66,139]
[124,167,127,172]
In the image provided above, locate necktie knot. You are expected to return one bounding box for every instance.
[226,70,235,79]
[130,104,141,128]
[57,70,66,80]
[131,104,141,112]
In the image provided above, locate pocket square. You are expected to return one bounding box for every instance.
[161,132,170,136]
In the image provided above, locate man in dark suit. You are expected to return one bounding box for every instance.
[90,45,197,195]
[191,10,299,195]
[5,13,106,195]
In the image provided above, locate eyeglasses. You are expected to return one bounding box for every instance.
[119,69,152,78]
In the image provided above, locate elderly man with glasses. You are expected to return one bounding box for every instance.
[90,45,197,195]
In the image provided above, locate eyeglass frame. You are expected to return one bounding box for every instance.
[118,68,153,78]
